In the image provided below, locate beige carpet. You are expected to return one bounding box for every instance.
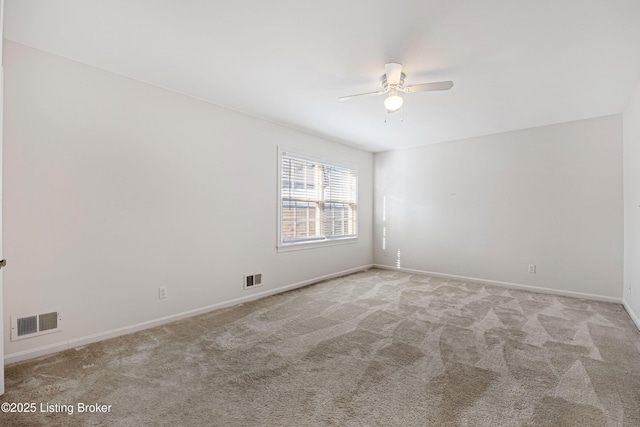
[2,269,640,426]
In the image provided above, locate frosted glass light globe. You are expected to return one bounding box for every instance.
[384,94,403,112]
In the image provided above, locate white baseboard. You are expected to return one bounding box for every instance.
[373,264,623,304]
[5,264,373,365]
[623,300,640,331]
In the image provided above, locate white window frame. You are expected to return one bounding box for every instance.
[277,148,358,252]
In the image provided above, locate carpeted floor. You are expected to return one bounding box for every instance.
[2,268,640,426]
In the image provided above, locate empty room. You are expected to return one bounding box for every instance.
[1,0,640,426]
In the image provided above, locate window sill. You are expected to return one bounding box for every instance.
[276,237,358,253]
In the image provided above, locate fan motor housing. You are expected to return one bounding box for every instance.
[382,72,405,91]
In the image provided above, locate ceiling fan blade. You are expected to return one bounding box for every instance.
[338,90,385,101]
[404,81,454,93]
[385,63,403,85]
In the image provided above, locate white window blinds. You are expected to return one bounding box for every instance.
[280,152,358,245]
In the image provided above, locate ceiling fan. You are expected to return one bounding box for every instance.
[338,63,453,113]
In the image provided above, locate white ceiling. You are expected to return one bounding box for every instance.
[5,0,640,152]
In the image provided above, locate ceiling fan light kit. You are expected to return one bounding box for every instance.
[384,91,403,112]
[339,62,453,117]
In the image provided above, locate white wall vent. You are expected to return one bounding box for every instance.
[244,273,263,289]
[11,310,62,341]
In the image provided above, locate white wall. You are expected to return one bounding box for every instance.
[2,42,373,362]
[374,116,624,301]
[623,78,640,327]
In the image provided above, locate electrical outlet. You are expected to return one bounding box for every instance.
[158,286,168,299]
[528,264,536,274]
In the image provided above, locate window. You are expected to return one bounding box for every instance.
[279,150,358,249]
